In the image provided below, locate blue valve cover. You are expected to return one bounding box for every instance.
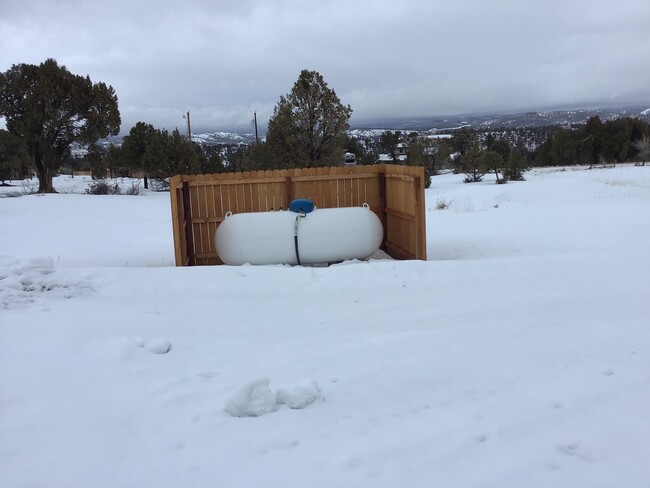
[289,198,314,213]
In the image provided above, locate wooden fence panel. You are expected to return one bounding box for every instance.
[169,164,426,265]
[382,165,426,260]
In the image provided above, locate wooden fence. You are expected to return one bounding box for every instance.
[169,164,426,266]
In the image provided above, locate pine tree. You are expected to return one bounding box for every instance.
[103,144,126,178]
[122,122,156,188]
[379,131,402,163]
[405,134,435,188]
[266,70,352,168]
[483,150,504,183]
[462,140,486,183]
[0,59,120,192]
[503,148,530,180]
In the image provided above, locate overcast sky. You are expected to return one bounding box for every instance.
[1,0,649,133]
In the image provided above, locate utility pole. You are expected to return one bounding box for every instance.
[254,111,259,144]
[186,111,192,143]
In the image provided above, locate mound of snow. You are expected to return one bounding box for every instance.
[225,378,321,417]
[276,381,321,409]
[129,337,172,355]
[225,378,277,417]
[142,339,172,354]
[0,256,92,309]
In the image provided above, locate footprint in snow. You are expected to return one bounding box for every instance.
[556,442,594,462]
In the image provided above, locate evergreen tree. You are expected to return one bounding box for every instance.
[405,134,435,188]
[483,150,504,183]
[551,129,578,166]
[0,129,30,182]
[0,58,120,192]
[503,148,530,181]
[581,116,604,166]
[434,138,451,171]
[265,70,352,168]
[633,135,649,166]
[122,122,156,188]
[462,140,486,183]
[86,143,108,179]
[142,128,200,190]
[379,130,402,163]
[491,138,511,163]
[202,153,226,174]
[450,128,476,157]
[103,144,127,178]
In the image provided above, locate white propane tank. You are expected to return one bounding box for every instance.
[215,205,383,266]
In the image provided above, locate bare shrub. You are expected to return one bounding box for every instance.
[126,180,141,195]
[86,180,122,195]
[435,199,451,210]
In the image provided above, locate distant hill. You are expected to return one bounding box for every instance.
[349,105,650,133]
[94,105,650,153]
[191,131,256,145]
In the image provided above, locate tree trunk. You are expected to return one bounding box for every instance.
[144,175,149,189]
[36,166,56,193]
[33,149,56,193]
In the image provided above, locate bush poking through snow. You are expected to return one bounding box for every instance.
[86,180,122,195]
[436,199,451,210]
[125,180,141,195]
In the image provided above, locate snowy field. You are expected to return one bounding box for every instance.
[1,167,650,488]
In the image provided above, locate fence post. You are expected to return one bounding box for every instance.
[181,181,195,266]
[413,175,421,259]
[378,171,388,250]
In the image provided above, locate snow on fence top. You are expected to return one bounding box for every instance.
[169,164,426,266]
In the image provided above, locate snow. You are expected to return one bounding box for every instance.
[1,167,650,487]
[225,378,278,417]
[641,108,650,116]
[224,378,321,417]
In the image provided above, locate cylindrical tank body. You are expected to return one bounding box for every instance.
[215,206,383,265]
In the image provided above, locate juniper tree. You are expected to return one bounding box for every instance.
[266,70,352,168]
[0,59,120,192]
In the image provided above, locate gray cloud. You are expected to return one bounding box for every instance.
[1,0,649,133]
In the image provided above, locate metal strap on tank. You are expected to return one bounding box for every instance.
[294,213,305,265]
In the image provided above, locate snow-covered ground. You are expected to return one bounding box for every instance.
[1,167,649,488]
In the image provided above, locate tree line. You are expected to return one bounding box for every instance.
[1,61,354,191]
[372,116,650,185]
[1,59,648,192]
[535,116,650,167]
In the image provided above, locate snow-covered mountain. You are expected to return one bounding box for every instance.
[191,131,256,145]
[351,105,650,133]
